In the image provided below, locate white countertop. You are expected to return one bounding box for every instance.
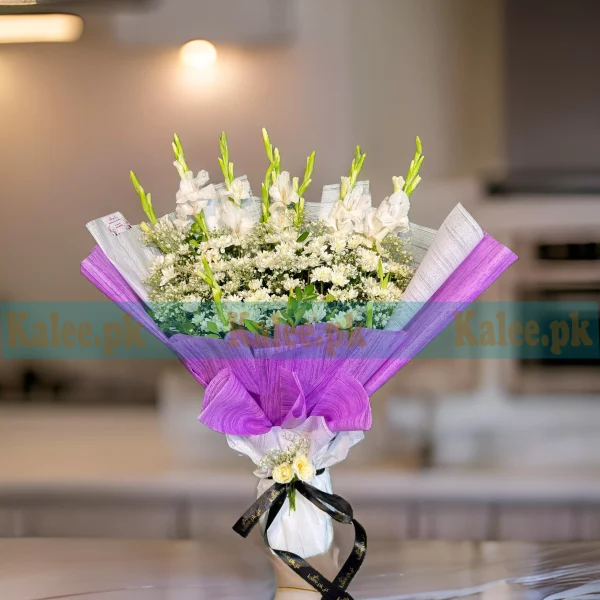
[2,538,600,600]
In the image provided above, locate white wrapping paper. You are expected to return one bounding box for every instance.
[227,416,364,559]
[385,203,484,331]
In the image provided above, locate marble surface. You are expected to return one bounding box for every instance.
[1,539,600,600]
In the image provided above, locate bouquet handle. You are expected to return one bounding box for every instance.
[269,542,340,599]
[233,472,367,600]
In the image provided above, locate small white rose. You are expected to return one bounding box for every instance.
[292,454,315,482]
[272,462,294,484]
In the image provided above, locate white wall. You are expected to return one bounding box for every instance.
[348,0,505,226]
[0,0,505,385]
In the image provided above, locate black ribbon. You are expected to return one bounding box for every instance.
[233,469,367,600]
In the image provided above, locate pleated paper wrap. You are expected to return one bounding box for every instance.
[82,191,517,559]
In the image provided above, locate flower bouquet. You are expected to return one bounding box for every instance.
[82,130,517,599]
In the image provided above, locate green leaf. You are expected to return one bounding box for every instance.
[304,284,315,296]
[244,319,261,334]
[296,231,310,243]
[205,333,221,339]
[366,302,374,328]
[207,321,220,335]
[294,304,308,324]
[325,294,336,302]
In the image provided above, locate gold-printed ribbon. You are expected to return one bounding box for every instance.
[232,469,367,600]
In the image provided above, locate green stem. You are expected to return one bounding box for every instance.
[288,484,296,513]
[194,211,209,239]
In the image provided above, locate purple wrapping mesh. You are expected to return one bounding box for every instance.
[81,232,517,436]
[81,246,168,344]
[364,232,518,394]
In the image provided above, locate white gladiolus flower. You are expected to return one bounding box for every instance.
[221,177,250,206]
[218,201,254,237]
[375,189,410,234]
[392,175,405,192]
[270,171,299,207]
[269,201,291,230]
[362,207,386,241]
[159,265,176,287]
[176,172,217,222]
[176,171,210,205]
[327,186,372,234]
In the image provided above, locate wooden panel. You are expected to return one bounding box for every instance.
[21,504,179,539]
[576,507,600,541]
[0,508,24,537]
[417,503,490,540]
[497,506,576,542]
[351,504,412,541]
[189,503,249,540]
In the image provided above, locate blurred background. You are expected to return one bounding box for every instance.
[1,0,600,544]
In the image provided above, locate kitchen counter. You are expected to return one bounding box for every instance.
[2,538,600,600]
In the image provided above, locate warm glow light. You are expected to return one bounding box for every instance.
[179,40,217,70]
[0,14,83,44]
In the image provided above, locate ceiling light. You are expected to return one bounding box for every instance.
[0,14,83,44]
[179,40,217,70]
